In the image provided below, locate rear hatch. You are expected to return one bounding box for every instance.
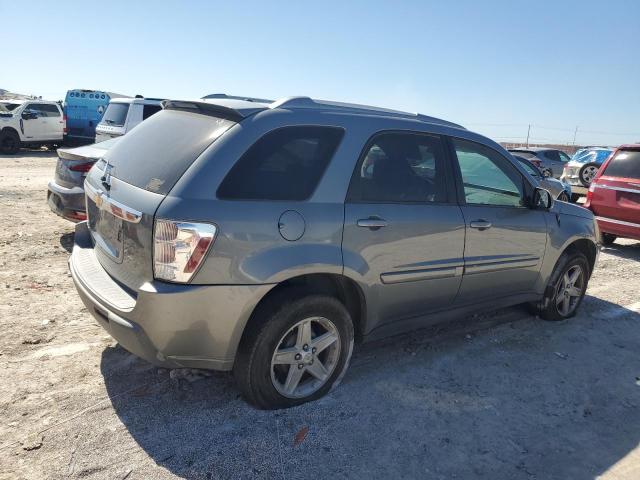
[589,148,640,223]
[84,108,237,292]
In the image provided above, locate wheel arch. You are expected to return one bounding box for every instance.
[562,238,597,277]
[237,273,368,355]
[0,126,21,137]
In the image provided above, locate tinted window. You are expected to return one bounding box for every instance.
[453,138,524,207]
[559,151,571,162]
[39,104,61,117]
[217,126,344,201]
[142,104,162,120]
[101,103,129,126]
[24,104,48,117]
[602,150,640,180]
[348,132,447,203]
[99,110,236,195]
[543,150,561,162]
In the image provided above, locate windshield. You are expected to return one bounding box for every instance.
[97,110,235,195]
[0,102,20,113]
[571,148,613,164]
[101,103,129,127]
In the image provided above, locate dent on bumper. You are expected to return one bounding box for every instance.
[69,222,273,371]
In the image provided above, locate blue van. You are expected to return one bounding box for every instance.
[64,89,128,144]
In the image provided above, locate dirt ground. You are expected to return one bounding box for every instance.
[0,151,639,480]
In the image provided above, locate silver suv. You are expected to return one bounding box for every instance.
[69,96,599,409]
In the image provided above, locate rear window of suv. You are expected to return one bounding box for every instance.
[101,103,129,126]
[98,110,236,195]
[217,126,345,201]
[602,150,640,180]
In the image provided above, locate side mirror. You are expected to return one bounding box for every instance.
[533,187,553,210]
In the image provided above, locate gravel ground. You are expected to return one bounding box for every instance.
[1,151,639,480]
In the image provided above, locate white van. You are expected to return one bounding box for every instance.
[94,96,164,142]
[0,100,65,154]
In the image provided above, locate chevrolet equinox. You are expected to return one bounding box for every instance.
[69,95,599,409]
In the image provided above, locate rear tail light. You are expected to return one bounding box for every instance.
[153,220,217,283]
[69,161,95,175]
[585,179,597,206]
[63,114,68,134]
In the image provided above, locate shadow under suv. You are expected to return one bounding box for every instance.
[69,96,599,409]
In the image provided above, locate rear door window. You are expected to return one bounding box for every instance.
[101,103,129,126]
[602,150,640,180]
[543,150,561,162]
[217,126,345,201]
[348,132,448,203]
[39,104,61,117]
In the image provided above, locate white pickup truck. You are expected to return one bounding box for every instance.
[0,100,65,154]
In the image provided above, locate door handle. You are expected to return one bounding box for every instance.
[357,217,387,230]
[469,220,492,231]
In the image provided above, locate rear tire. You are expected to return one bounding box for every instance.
[557,191,569,202]
[570,193,581,203]
[601,233,617,246]
[234,294,354,409]
[530,251,590,321]
[0,130,20,154]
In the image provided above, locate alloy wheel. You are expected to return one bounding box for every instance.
[270,316,341,399]
[555,265,584,316]
[581,166,598,185]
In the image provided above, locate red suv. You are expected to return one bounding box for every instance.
[585,144,640,245]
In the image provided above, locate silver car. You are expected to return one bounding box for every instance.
[47,138,120,221]
[69,96,599,409]
[508,147,572,178]
[512,155,572,202]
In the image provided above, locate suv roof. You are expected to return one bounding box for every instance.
[169,95,466,130]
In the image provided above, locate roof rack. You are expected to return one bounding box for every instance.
[202,93,273,104]
[269,96,465,129]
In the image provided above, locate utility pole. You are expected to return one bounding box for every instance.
[525,124,531,147]
[572,126,578,146]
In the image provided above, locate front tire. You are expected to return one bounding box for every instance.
[557,191,570,202]
[234,295,354,409]
[531,251,590,321]
[0,130,20,154]
[579,162,599,187]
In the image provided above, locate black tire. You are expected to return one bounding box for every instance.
[0,130,20,154]
[557,191,569,202]
[530,251,590,321]
[234,294,354,409]
[570,193,581,203]
[579,162,599,187]
[601,233,617,246]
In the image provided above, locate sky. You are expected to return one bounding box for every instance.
[2,0,639,146]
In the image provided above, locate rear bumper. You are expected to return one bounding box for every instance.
[69,222,273,371]
[47,180,86,221]
[595,216,640,241]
